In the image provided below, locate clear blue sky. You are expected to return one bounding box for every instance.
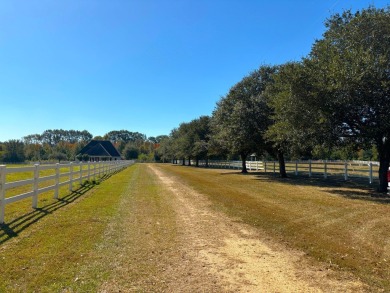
[0,0,388,141]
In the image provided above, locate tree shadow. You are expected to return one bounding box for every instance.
[0,183,94,245]
[325,189,390,204]
[248,171,390,204]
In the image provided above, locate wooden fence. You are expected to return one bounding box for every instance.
[196,160,264,171]
[0,160,134,224]
[194,159,380,183]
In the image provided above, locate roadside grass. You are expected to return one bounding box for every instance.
[158,164,390,291]
[0,166,135,292]
[0,164,180,292]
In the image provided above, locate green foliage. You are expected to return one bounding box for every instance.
[81,154,90,161]
[25,129,92,146]
[123,144,139,160]
[305,6,390,191]
[265,62,325,158]
[49,151,67,163]
[103,130,146,144]
[138,153,154,162]
[2,139,25,162]
[212,65,277,171]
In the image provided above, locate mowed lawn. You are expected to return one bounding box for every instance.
[158,164,390,291]
[0,163,389,291]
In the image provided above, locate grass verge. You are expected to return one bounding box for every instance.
[0,164,180,292]
[0,166,134,292]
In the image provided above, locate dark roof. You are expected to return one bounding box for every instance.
[78,140,121,157]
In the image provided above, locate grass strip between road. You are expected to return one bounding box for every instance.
[157,164,390,292]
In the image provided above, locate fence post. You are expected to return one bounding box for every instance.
[344,161,348,180]
[88,162,91,181]
[273,161,276,175]
[309,160,312,177]
[295,160,298,176]
[54,163,60,199]
[79,161,83,185]
[32,164,39,208]
[69,162,73,192]
[264,161,267,173]
[94,162,97,181]
[0,165,6,224]
[369,162,373,184]
[324,160,327,179]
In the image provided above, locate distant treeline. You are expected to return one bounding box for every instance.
[0,129,167,163]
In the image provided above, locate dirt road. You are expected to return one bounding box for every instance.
[100,164,367,292]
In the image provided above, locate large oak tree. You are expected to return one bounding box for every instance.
[293,7,390,192]
[212,66,276,173]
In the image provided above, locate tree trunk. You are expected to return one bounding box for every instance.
[377,147,390,193]
[277,150,287,178]
[206,157,209,168]
[196,158,199,167]
[188,158,191,166]
[241,153,248,173]
[182,158,185,166]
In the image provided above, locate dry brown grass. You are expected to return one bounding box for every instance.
[158,164,390,291]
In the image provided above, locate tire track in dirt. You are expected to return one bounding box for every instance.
[150,164,367,293]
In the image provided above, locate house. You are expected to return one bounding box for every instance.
[77,140,122,161]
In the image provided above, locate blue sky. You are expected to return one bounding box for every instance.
[0,0,388,141]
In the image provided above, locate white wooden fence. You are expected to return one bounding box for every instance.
[196,160,264,171]
[265,160,379,183]
[0,160,134,224]
[193,159,380,183]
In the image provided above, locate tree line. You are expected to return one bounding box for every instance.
[156,6,390,193]
[0,129,166,164]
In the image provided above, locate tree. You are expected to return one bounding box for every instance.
[264,62,334,176]
[123,144,139,160]
[157,136,172,163]
[2,140,25,162]
[303,6,390,192]
[173,122,193,165]
[212,66,277,173]
[190,116,211,167]
[49,151,67,163]
[103,130,146,144]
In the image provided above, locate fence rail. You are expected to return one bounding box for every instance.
[192,159,381,183]
[0,160,134,224]
[196,160,264,170]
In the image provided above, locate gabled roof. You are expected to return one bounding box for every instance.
[78,140,121,157]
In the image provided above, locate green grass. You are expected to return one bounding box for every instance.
[0,164,179,292]
[157,164,390,291]
[0,167,129,292]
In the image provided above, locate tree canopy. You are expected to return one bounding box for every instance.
[212,65,276,173]
[301,6,390,191]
